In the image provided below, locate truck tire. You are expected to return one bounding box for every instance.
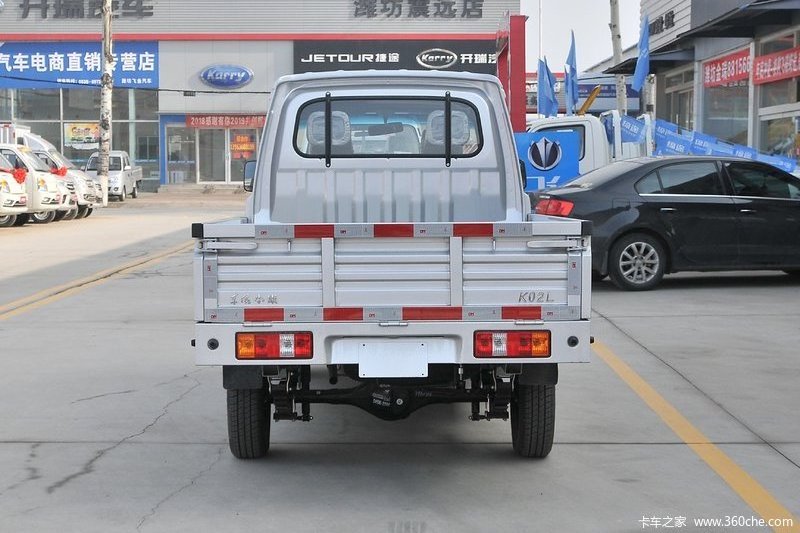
[54,210,68,222]
[63,208,79,221]
[608,233,666,291]
[119,187,126,202]
[227,389,270,459]
[0,215,16,227]
[511,381,555,458]
[13,213,29,226]
[32,211,56,224]
[131,184,138,198]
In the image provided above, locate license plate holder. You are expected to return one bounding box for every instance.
[358,341,428,378]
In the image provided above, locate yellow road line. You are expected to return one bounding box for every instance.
[0,241,193,321]
[593,341,799,533]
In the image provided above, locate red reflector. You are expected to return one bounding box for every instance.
[474,332,495,357]
[323,307,364,321]
[295,224,334,238]
[244,308,285,322]
[374,224,414,237]
[535,198,574,217]
[236,332,313,360]
[453,223,494,237]
[402,307,462,320]
[501,306,542,320]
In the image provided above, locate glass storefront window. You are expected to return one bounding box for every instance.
[16,89,60,121]
[0,89,11,121]
[63,89,101,120]
[758,32,799,108]
[134,90,158,120]
[704,83,749,144]
[760,117,798,159]
[166,126,196,184]
[198,129,226,182]
[18,122,63,151]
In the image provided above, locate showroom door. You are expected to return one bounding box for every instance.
[198,128,228,183]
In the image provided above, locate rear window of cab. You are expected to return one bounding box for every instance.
[293,96,483,159]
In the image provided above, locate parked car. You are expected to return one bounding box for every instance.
[84,151,142,201]
[531,156,800,290]
[33,148,98,219]
[0,153,28,227]
[0,144,60,225]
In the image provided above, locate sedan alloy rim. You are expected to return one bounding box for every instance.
[619,242,659,284]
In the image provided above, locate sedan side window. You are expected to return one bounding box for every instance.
[725,162,798,199]
[635,172,661,194]
[657,162,723,195]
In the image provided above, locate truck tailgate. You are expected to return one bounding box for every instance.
[195,219,590,323]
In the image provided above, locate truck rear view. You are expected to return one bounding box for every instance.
[192,71,591,459]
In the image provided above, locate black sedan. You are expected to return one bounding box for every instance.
[530,156,800,290]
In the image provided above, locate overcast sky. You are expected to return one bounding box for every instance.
[521,0,641,74]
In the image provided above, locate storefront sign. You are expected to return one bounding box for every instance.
[185,115,266,129]
[703,49,750,88]
[0,41,158,89]
[17,0,154,19]
[230,133,257,160]
[294,40,496,75]
[63,122,99,150]
[753,45,800,85]
[199,65,253,89]
[353,0,484,19]
[649,10,675,36]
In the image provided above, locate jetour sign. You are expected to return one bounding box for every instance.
[199,64,254,89]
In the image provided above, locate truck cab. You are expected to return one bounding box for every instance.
[84,150,142,201]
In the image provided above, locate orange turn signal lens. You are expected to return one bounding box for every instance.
[236,333,256,359]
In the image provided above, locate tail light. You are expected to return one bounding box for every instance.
[236,332,313,360]
[474,331,551,358]
[535,198,574,217]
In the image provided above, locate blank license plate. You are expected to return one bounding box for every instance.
[358,341,428,378]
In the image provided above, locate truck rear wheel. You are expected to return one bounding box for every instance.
[227,389,271,459]
[0,215,16,227]
[511,381,555,458]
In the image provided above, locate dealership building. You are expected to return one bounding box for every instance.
[601,0,800,163]
[0,0,517,188]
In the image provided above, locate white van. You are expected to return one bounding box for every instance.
[0,144,61,224]
[0,153,28,227]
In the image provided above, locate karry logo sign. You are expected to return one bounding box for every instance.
[199,65,253,90]
[528,137,563,172]
[416,48,458,70]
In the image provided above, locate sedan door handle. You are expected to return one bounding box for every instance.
[739,208,757,214]
[659,207,677,213]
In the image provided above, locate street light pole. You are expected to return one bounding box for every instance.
[99,0,113,207]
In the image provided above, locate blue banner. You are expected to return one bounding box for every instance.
[0,41,158,89]
[732,144,758,160]
[515,131,581,191]
[757,153,797,173]
[710,143,735,156]
[654,119,680,137]
[690,132,716,155]
[654,129,692,156]
[619,115,646,143]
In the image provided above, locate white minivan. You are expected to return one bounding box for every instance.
[0,144,61,224]
[0,153,28,227]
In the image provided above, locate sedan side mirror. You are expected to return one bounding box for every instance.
[243,160,256,192]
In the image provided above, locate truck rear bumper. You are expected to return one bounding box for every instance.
[195,320,591,366]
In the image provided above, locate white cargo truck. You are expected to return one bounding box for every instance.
[192,71,592,459]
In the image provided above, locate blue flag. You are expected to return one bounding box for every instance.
[632,15,649,93]
[565,31,579,116]
[537,57,558,117]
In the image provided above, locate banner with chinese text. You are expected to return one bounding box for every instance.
[0,41,158,89]
[703,48,750,88]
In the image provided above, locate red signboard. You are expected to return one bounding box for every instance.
[186,114,266,128]
[703,49,751,88]
[754,45,800,85]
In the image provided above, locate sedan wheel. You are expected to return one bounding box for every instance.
[609,233,665,291]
